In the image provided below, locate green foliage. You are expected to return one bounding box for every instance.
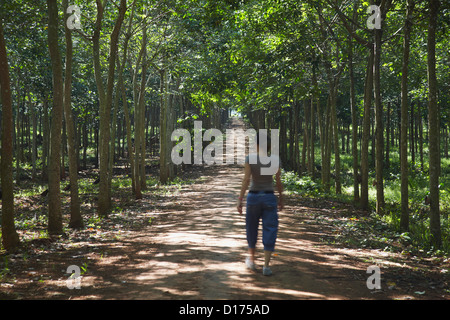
[281,170,322,196]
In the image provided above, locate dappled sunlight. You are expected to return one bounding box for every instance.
[9,119,446,300]
[57,166,383,300]
[244,285,327,299]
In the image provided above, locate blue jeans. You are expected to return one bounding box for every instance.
[246,192,279,252]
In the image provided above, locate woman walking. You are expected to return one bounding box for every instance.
[237,134,283,276]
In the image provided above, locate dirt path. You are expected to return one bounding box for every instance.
[3,119,449,301]
[70,162,446,300]
[63,118,448,300]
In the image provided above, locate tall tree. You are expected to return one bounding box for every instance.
[348,2,359,202]
[427,0,441,248]
[63,0,83,228]
[361,48,375,210]
[373,0,393,215]
[0,19,20,251]
[400,0,415,231]
[46,0,65,235]
[93,0,127,216]
[329,0,373,209]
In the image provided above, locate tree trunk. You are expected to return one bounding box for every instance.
[108,77,119,202]
[160,68,169,183]
[374,14,385,214]
[137,23,148,191]
[117,1,137,197]
[0,19,20,251]
[361,47,374,211]
[317,94,325,181]
[294,101,300,173]
[385,101,390,168]
[301,100,308,175]
[15,81,21,187]
[30,93,37,181]
[330,79,342,194]
[427,0,442,248]
[348,30,359,202]
[410,101,415,163]
[400,0,414,231]
[323,95,332,193]
[94,0,127,216]
[47,0,64,235]
[119,61,138,197]
[310,69,316,177]
[159,66,175,183]
[63,0,82,228]
[418,102,424,169]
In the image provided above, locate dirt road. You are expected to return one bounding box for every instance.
[4,118,448,301]
[65,119,433,300]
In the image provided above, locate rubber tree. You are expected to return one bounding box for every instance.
[0,18,21,251]
[92,0,127,216]
[427,0,442,248]
[63,0,83,228]
[400,0,415,231]
[46,0,65,235]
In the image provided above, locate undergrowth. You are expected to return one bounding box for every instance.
[281,168,450,257]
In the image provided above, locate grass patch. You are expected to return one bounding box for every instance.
[282,143,450,257]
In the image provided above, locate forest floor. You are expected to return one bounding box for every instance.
[1,119,449,300]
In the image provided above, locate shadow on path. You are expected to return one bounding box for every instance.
[14,118,447,300]
[64,118,392,300]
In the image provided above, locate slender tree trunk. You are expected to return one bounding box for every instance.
[330,79,342,194]
[400,0,414,231]
[47,0,64,235]
[386,101,390,168]
[310,68,316,177]
[15,80,21,186]
[410,101,415,163]
[159,65,175,183]
[159,68,169,183]
[361,47,374,210]
[42,97,50,180]
[301,100,308,175]
[30,93,37,181]
[323,95,332,193]
[373,16,385,214]
[0,19,20,251]
[117,1,137,196]
[83,120,87,169]
[294,101,300,173]
[108,78,119,202]
[419,102,424,169]
[93,0,127,216]
[317,92,325,181]
[118,61,138,197]
[427,0,442,248]
[63,0,82,228]
[137,23,148,191]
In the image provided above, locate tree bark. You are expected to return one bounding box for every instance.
[136,22,148,191]
[47,0,64,235]
[348,30,359,202]
[361,47,374,210]
[63,0,82,228]
[373,14,385,215]
[93,0,127,216]
[330,77,342,194]
[0,19,20,251]
[400,0,414,231]
[427,0,442,248]
[42,96,50,180]
[309,68,316,177]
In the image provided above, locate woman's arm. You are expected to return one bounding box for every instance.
[237,163,251,214]
[275,168,284,211]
